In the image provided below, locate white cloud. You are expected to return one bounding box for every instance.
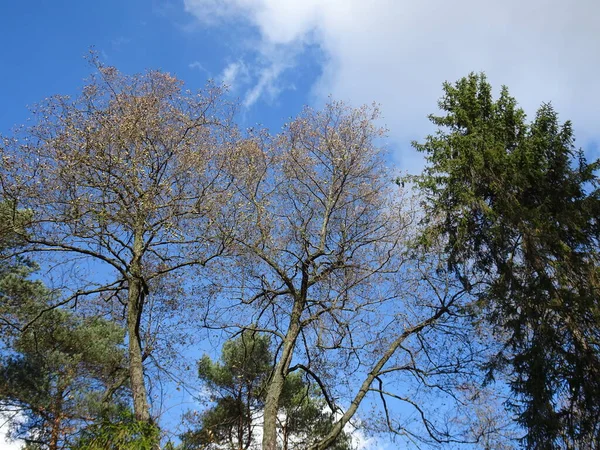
[348,426,391,450]
[0,422,22,450]
[221,61,242,87]
[184,0,600,168]
[241,53,293,107]
[189,60,211,76]
[219,60,252,93]
[185,0,318,108]
[0,438,20,450]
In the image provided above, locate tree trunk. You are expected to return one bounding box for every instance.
[261,347,291,450]
[49,404,62,450]
[127,229,151,423]
[128,278,150,423]
[309,306,451,450]
[262,296,303,450]
[49,420,59,450]
[282,421,289,450]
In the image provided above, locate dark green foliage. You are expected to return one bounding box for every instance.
[414,73,600,448]
[198,331,273,401]
[0,202,40,340]
[180,332,272,449]
[278,373,353,450]
[0,200,31,252]
[0,305,129,448]
[0,205,130,448]
[72,408,160,450]
[181,331,353,450]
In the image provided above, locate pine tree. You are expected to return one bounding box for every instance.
[0,302,129,449]
[180,331,353,450]
[0,203,130,449]
[414,73,600,449]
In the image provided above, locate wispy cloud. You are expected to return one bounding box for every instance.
[183,0,600,157]
[183,0,256,25]
[188,61,211,77]
[219,60,250,92]
[240,44,298,107]
[184,0,314,108]
[110,36,131,50]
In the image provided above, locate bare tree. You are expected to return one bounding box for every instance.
[0,57,237,424]
[1,65,512,448]
[207,102,488,449]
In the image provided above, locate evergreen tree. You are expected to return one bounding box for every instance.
[277,373,353,450]
[0,202,39,341]
[182,332,271,449]
[71,407,160,450]
[0,303,129,449]
[414,73,600,448]
[1,203,130,449]
[180,332,353,450]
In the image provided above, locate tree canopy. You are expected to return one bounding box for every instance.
[414,72,600,448]
[0,204,130,449]
[0,58,236,425]
[0,65,598,450]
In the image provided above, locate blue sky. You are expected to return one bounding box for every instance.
[0,0,321,141]
[2,0,598,171]
[1,1,599,448]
